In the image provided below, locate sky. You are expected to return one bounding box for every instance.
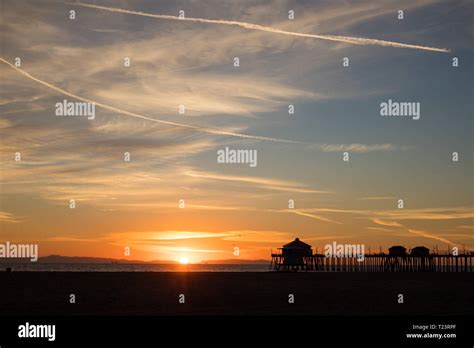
[0,0,473,262]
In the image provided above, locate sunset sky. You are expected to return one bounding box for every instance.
[1,0,473,262]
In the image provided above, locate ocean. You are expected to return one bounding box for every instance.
[2,263,270,272]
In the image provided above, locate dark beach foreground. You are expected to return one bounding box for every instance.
[1,272,472,316]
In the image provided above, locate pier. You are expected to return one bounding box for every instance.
[271,253,473,272]
[270,238,473,272]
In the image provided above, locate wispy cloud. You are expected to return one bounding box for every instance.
[372,219,403,227]
[221,230,293,243]
[185,171,330,194]
[359,196,395,201]
[407,229,460,248]
[138,231,238,241]
[458,225,474,230]
[286,210,342,224]
[146,246,226,254]
[44,236,97,243]
[365,226,394,232]
[298,206,474,221]
[0,211,20,223]
[317,143,402,153]
[0,58,304,144]
[100,229,293,244]
[374,207,474,221]
[3,57,407,154]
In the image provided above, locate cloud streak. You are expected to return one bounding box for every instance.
[185,171,329,194]
[372,219,403,227]
[318,143,401,153]
[0,60,403,151]
[70,2,450,53]
[0,58,302,144]
[407,229,460,248]
[286,210,342,224]
[0,211,20,223]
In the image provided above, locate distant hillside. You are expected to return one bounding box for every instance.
[0,255,177,264]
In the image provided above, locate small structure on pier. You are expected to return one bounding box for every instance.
[271,238,314,271]
[410,246,432,271]
[388,246,407,256]
[384,245,408,271]
[411,246,430,257]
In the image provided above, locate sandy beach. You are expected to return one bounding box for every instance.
[1,272,472,316]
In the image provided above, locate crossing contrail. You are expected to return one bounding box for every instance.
[69,2,450,53]
[0,58,303,144]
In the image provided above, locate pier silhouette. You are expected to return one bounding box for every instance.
[270,239,473,272]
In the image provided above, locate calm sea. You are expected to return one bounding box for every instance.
[2,263,270,272]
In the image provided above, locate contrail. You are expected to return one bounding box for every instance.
[69,2,450,53]
[0,58,302,144]
[288,210,342,224]
[407,229,466,249]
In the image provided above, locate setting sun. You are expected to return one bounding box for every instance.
[179,257,189,265]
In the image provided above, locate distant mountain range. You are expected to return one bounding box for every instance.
[0,255,270,264]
